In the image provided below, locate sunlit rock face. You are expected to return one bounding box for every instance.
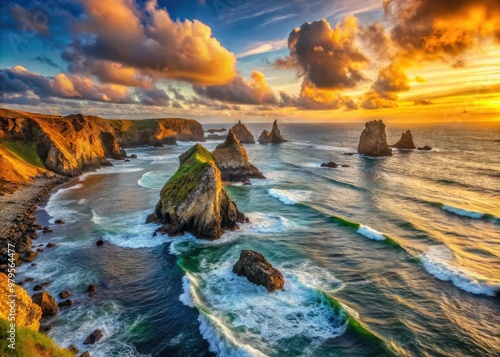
[231,121,255,144]
[357,120,392,157]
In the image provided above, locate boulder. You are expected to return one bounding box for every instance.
[212,129,265,182]
[417,145,433,151]
[54,219,65,224]
[231,121,255,144]
[258,120,287,144]
[390,130,416,149]
[58,299,73,307]
[357,120,392,156]
[83,329,103,345]
[80,352,91,357]
[31,291,58,317]
[46,242,56,248]
[232,250,285,293]
[129,154,138,159]
[96,239,104,246]
[59,291,71,299]
[22,250,38,262]
[146,144,248,239]
[67,345,79,354]
[321,162,338,168]
[86,285,98,294]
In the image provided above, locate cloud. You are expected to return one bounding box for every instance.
[279,16,368,90]
[33,55,61,69]
[65,0,236,86]
[193,71,277,105]
[360,64,410,109]
[10,4,50,36]
[415,76,426,83]
[414,99,433,105]
[236,39,288,58]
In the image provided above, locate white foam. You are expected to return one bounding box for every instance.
[292,141,352,152]
[268,188,311,205]
[441,204,486,219]
[137,171,170,190]
[420,247,500,296]
[356,225,386,241]
[45,184,86,224]
[244,212,292,233]
[79,167,144,181]
[78,198,88,205]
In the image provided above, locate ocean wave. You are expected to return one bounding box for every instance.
[45,184,85,224]
[437,203,493,220]
[291,141,353,152]
[245,212,292,233]
[80,167,144,181]
[137,171,170,190]
[420,247,500,297]
[357,225,386,241]
[268,188,311,205]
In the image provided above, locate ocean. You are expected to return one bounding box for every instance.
[16,122,500,357]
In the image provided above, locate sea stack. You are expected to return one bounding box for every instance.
[231,120,255,144]
[212,129,265,182]
[258,120,287,144]
[390,130,416,149]
[146,144,248,239]
[357,120,392,156]
[232,250,285,293]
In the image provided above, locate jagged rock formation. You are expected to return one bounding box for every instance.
[258,120,286,144]
[31,291,58,317]
[0,273,42,330]
[0,108,205,184]
[232,250,285,293]
[357,120,392,157]
[146,144,248,239]
[212,129,265,182]
[231,121,255,144]
[390,130,416,149]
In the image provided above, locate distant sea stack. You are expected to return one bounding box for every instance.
[258,120,287,144]
[357,120,392,157]
[390,130,416,150]
[146,144,248,239]
[231,121,255,144]
[212,129,265,182]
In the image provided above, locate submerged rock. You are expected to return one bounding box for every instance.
[83,329,103,345]
[231,121,255,144]
[321,162,338,168]
[417,145,433,151]
[357,120,392,157]
[146,144,248,239]
[232,250,285,293]
[212,129,265,182]
[258,120,287,144]
[32,291,57,317]
[390,130,416,149]
[86,285,98,294]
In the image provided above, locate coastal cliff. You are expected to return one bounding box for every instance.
[146,144,248,239]
[212,129,265,182]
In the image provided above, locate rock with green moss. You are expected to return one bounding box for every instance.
[212,129,265,182]
[146,144,248,239]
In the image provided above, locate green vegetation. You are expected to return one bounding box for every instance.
[0,141,45,168]
[0,318,73,357]
[160,144,215,206]
[108,119,159,132]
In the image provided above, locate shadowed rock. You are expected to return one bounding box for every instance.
[32,291,57,317]
[357,120,392,157]
[232,250,285,292]
[258,120,287,144]
[231,121,255,143]
[83,329,103,345]
[146,144,248,239]
[212,129,265,182]
[390,130,416,149]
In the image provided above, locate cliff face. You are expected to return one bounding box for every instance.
[0,108,205,182]
[231,121,255,144]
[258,120,286,144]
[147,144,247,239]
[0,273,42,330]
[390,130,416,149]
[357,120,392,157]
[212,129,265,182]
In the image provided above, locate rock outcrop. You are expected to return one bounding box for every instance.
[321,162,338,168]
[212,130,265,182]
[258,120,287,144]
[417,146,433,151]
[357,120,392,157]
[232,250,285,293]
[146,144,248,239]
[231,121,255,144]
[31,291,57,317]
[390,130,416,149]
[0,273,42,330]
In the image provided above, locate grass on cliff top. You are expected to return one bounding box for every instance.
[0,141,45,168]
[0,318,74,357]
[160,144,215,207]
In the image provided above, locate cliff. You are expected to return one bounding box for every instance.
[390,130,416,149]
[231,121,255,144]
[258,120,286,144]
[146,144,248,239]
[357,120,392,157]
[0,108,205,188]
[212,129,265,182]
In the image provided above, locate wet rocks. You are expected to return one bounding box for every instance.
[417,145,433,151]
[357,120,392,157]
[46,242,56,248]
[321,162,338,168]
[58,299,73,307]
[22,251,38,262]
[54,219,65,224]
[231,121,255,144]
[232,250,285,293]
[96,239,104,246]
[83,329,103,345]
[86,285,98,294]
[31,291,58,317]
[258,120,287,144]
[59,291,71,299]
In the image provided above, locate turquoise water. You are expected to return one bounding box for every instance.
[17,123,500,356]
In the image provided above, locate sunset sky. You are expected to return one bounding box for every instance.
[1,0,499,122]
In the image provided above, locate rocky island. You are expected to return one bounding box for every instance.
[146,144,248,239]
[233,250,285,293]
[231,120,255,144]
[390,130,416,150]
[258,120,287,144]
[357,120,392,156]
[212,129,265,182]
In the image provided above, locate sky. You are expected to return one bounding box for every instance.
[0,0,499,123]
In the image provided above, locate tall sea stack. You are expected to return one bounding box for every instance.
[146,144,248,239]
[212,129,265,182]
[258,120,286,144]
[390,130,416,149]
[231,121,255,144]
[357,120,392,157]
